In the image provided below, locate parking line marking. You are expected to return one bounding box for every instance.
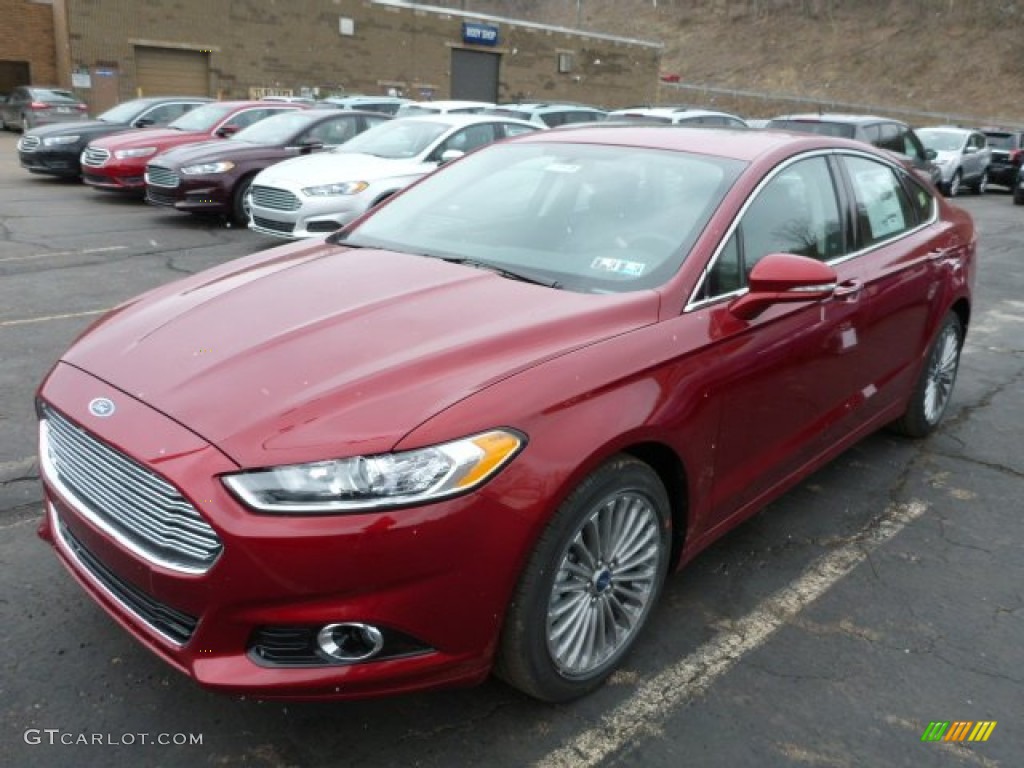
[0,308,111,328]
[534,500,929,768]
[0,245,128,264]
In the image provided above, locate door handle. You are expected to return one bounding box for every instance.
[833,280,862,300]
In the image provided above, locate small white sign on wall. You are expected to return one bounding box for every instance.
[72,71,92,88]
[339,17,355,36]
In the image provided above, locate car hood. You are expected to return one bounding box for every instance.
[931,150,961,163]
[154,140,285,169]
[254,152,428,187]
[61,242,657,467]
[25,120,126,139]
[90,127,206,150]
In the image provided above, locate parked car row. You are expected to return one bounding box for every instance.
[11,93,1021,247]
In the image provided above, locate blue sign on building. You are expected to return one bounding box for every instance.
[462,22,499,46]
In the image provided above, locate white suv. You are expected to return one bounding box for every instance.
[916,126,991,197]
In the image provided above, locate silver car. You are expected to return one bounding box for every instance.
[916,126,991,197]
[247,114,539,239]
[0,86,88,132]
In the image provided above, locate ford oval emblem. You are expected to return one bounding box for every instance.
[88,397,116,418]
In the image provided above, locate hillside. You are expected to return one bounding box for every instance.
[442,0,1024,127]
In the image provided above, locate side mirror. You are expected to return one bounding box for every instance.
[134,117,155,128]
[925,148,937,161]
[439,148,464,165]
[215,124,240,138]
[729,253,837,321]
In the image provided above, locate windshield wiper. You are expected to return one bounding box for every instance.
[440,257,562,289]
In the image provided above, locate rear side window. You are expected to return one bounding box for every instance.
[844,156,917,248]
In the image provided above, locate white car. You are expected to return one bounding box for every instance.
[607,107,749,129]
[247,114,539,239]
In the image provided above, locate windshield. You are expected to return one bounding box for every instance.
[97,99,150,123]
[168,103,236,132]
[231,111,315,144]
[917,129,966,152]
[336,119,448,158]
[343,142,744,294]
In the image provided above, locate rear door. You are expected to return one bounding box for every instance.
[835,153,954,418]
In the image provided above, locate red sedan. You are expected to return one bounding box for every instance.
[37,126,974,702]
[80,100,306,192]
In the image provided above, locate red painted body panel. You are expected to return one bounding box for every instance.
[37,127,976,700]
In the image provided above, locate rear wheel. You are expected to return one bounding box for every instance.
[496,455,671,702]
[890,312,963,438]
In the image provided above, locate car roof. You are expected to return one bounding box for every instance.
[399,100,494,111]
[508,123,879,163]
[769,113,906,126]
[394,113,538,129]
[608,107,746,121]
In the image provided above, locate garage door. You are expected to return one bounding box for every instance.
[451,49,499,102]
[134,47,209,97]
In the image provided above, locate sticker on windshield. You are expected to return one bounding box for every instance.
[590,257,646,276]
[544,163,581,174]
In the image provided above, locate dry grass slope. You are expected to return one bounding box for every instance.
[445,0,1024,127]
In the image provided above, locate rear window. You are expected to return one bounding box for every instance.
[769,120,856,139]
[30,88,79,104]
[984,132,1019,150]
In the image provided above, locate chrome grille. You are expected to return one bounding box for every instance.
[252,185,301,211]
[41,404,222,573]
[146,165,180,188]
[55,511,198,645]
[82,146,111,166]
[18,135,40,152]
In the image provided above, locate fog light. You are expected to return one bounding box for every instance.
[316,622,384,662]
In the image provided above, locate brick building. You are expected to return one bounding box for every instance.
[4,0,661,114]
[0,0,57,94]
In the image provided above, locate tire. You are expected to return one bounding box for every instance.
[890,312,963,438]
[495,455,672,702]
[971,169,988,195]
[231,174,256,226]
[945,170,962,198]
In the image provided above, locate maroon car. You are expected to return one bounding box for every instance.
[145,109,390,224]
[80,100,306,193]
[36,126,974,703]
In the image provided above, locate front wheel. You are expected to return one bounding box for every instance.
[945,170,962,198]
[890,312,963,438]
[231,174,256,226]
[495,456,672,702]
[971,169,988,195]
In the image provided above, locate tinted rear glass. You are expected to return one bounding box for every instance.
[30,88,79,104]
[984,133,1018,150]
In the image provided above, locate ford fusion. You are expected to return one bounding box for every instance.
[37,126,974,702]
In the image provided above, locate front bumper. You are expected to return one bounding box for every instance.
[81,159,147,191]
[18,147,82,177]
[248,195,364,240]
[36,362,520,699]
[145,177,231,215]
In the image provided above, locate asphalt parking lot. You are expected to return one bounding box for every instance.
[0,130,1021,768]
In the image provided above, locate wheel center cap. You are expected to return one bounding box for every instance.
[593,569,612,594]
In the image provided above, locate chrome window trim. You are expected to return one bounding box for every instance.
[685,148,939,313]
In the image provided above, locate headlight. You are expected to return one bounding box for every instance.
[222,429,524,513]
[42,135,80,146]
[301,181,369,197]
[181,161,235,175]
[113,146,158,159]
